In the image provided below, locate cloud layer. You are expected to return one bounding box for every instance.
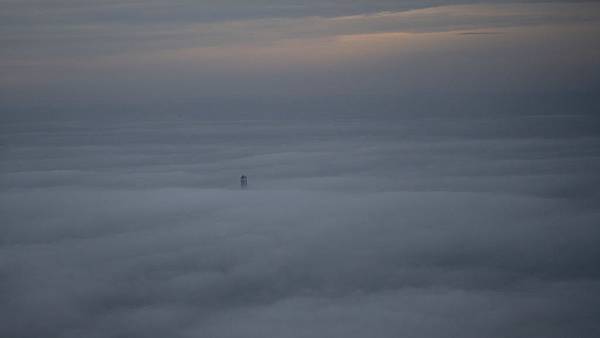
[1,1,600,336]
[1,118,599,337]
[2,1,600,123]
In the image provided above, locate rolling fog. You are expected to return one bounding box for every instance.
[2,0,600,337]
[2,116,599,337]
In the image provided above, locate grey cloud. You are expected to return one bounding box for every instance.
[1,2,599,336]
[2,2,599,125]
[457,31,503,34]
[0,1,569,25]
[4,2,599,56]
[1,119,599,337]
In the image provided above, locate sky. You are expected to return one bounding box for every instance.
[1,1,600,338]
[1,0,600,121]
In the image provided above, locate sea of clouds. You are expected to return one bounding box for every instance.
[1,116,599,337]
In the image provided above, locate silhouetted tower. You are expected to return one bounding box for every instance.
[240,175,248,189]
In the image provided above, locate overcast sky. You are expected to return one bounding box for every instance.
[1,1,600,338]
[1,0,600,121]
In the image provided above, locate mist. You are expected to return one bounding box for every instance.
[1,1,600,337]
